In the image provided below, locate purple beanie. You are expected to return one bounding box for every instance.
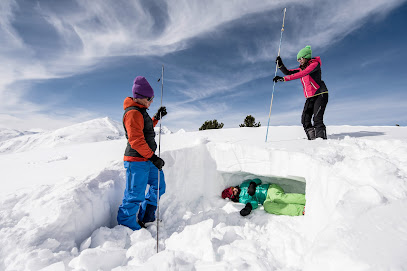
[132,76,154,99]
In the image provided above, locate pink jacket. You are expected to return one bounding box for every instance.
[281,57,328,98]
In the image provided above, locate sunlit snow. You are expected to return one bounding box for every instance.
[0,118,406,270]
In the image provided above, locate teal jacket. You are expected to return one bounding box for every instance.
[238,179,269,210]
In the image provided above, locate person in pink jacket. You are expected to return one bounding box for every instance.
[273,46,329,140]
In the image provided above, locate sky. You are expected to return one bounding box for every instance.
[1,0,406,132]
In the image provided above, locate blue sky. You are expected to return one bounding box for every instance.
[1,0,406,132]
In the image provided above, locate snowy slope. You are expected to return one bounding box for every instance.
[0,128,39,142]
[0,117,124,154]
[0,121,407,270]
[154,125,172,135]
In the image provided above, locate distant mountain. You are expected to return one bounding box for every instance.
[0,128,38,142]
[154,125,172,135]
[0,117,125,154]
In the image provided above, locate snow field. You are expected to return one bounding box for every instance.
[0,124,406,270]
[0,117,124,155]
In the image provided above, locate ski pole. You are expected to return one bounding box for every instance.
[265,8,286,142]
[156,65,164,253]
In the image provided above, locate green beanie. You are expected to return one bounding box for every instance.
[297,45,312,60]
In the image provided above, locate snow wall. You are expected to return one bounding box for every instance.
[1,140,309,270]
[2,137,406,270]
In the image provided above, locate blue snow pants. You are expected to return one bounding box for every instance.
[117,161,166,230]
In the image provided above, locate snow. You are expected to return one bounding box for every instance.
[0,118,406,270]
[155,125,172,135]
[0,117,123,154]
[0,128,38,142]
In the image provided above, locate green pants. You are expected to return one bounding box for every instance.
[263,184,305,216]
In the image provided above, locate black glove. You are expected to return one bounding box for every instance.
[275,56,284,67]
[273,76,285,83]
[248,182,257,196]
[149,154,165,170]
[239,203,252,216]
[154,106,167,120]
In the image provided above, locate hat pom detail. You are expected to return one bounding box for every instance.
[297,45,312,60]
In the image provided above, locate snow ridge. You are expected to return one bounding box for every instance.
[0,128,39,142]
[0,117,124,154]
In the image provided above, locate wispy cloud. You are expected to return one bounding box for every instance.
[160,100,230,131]
[1,0,406,130]
[0,109,97,130]
[326,94,407,125]
[167,65,271,104]
[1,0,283,129]
[40,1,285,59]
[241,0,406,62]
[6,0,403,87]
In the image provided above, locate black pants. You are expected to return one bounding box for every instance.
[301,93,328,138]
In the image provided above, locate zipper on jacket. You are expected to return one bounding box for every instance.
[301,78,308,98]
[310,81,317,89]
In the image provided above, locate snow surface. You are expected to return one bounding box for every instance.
[0,117,124,154]
[0,128,39,142]
[1,119,407,270]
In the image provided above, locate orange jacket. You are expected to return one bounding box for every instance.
[123,97,159,162]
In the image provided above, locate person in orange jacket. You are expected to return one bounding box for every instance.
[117,76,167,230]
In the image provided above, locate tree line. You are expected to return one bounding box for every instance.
[199,115,261,130]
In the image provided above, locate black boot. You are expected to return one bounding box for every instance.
[138,204,157,224]
[315,127,327,139]
[305,128,316,140]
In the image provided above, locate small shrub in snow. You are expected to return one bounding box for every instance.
[239,115,261,127]
[199,119,224,130]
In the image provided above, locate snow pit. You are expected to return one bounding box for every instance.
[1,124,407,270]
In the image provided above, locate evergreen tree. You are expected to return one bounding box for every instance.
[239,115,261,127]
[199,119,224,130]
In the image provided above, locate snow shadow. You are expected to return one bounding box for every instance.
[219,171,306,194]
[329,131,385,139]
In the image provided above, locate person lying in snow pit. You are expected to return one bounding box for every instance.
[222,178,306,216]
